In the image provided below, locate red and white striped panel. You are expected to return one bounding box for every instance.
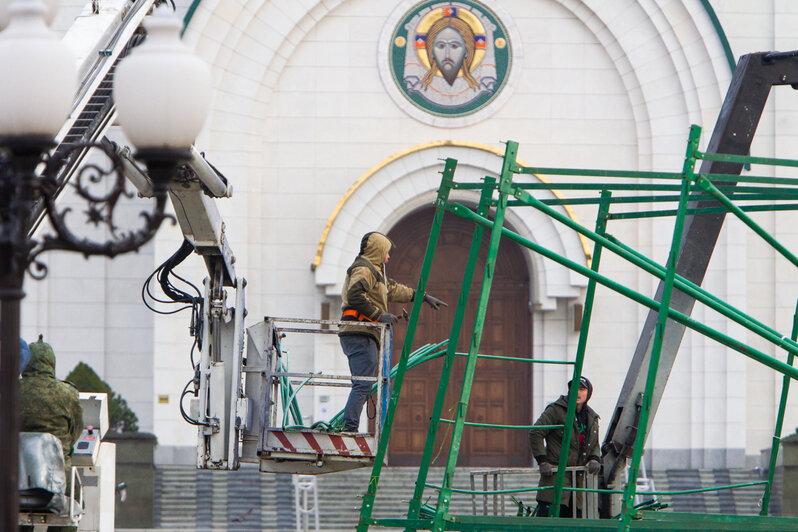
[266,430,376,458]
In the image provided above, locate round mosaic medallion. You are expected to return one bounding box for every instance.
[380,0,515,124]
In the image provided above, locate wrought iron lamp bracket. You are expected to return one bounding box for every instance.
[0,140,175,281]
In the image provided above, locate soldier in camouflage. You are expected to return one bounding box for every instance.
[20,336,83,489]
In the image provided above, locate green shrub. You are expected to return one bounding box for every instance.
[66,362,139,433]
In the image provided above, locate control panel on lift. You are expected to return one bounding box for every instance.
[72,393,109,466]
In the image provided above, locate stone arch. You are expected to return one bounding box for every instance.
[312,142,590,311]
[552,0,731,168]
[183,0,733,172]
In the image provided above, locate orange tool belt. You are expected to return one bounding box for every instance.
[341,308,375,322]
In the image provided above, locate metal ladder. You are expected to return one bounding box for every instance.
[27,0,156,235]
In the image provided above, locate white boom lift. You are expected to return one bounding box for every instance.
[129,146,389,474]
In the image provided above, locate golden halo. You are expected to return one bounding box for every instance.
[413,6,486,73]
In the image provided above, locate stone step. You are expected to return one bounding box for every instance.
[154,465,768,529]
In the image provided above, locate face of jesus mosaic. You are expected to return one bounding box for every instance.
[421,15,479,90]
[432,27,467,85]
[387,0,512,118]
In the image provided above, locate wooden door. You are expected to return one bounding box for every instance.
[382,206,532,466]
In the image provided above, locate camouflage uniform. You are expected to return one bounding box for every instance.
[20,338,83,487]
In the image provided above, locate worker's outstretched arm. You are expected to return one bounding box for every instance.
[386,277,414,304]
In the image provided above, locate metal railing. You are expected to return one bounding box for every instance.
[292,474,320,532]
[469,467,597,519]
[262,317,390,435]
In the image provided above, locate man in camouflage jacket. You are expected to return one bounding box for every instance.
[338,232,446,432]
[20,336,83,487]
[529,376,600,517]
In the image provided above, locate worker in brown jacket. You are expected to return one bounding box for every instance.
[338,231,446,432]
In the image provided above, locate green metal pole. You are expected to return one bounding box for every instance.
[461,353,575,364]
[619,125,701,531]
[510,187,798,357]
[404,176,496,530]
[604,233,796,353]
[761,297,798,515]
[430,142,518,532]
[448,203,798,382]
[697,150,798,168]
[422,479,767,496]
[356,158,458,531]
[697,174,798,269]
[550,191,612,517]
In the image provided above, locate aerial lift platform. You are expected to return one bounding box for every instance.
[244,316,390,474]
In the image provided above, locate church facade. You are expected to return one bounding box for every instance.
[22,0,798,469]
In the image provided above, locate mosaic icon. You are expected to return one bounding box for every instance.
[389,1,511,117]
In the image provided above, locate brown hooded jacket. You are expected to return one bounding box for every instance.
[339,232,415,344]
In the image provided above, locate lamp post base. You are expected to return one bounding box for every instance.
[0,284,24,529]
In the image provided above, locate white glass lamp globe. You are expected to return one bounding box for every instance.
[0,0,76,138]
[114,5,211,151]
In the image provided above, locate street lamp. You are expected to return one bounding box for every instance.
[0,2,210,528]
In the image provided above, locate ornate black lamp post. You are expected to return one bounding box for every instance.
[0,2,210,527]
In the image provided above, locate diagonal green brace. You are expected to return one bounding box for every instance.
[404,176,496,530]
[356,158,458,531]
[447,203,798,382]
[507,187,798,359]
[696,174,798,269]
[430,142,519,532]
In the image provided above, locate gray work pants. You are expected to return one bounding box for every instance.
[340,334,378,432]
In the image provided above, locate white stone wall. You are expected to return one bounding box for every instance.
[714,0,798,463]
[21,128,157,433]
[20,0,798,467]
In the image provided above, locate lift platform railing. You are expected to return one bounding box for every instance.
[469,467,598,519]
[249,317,391,475]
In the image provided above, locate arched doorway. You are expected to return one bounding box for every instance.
[382,206,532,466]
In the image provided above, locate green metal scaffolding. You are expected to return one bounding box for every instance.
[356,124,798,531]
